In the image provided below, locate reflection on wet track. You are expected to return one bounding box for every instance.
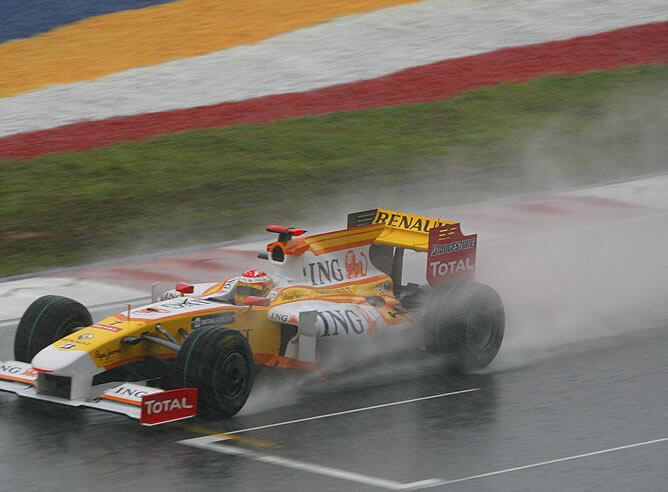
[1,310,666,490]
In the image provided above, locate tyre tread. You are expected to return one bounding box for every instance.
[14,295,92,362]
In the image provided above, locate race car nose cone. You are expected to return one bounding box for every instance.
[31,345,99,377]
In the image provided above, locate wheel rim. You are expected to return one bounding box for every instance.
[219,352,248,400]
[466,308,495,352]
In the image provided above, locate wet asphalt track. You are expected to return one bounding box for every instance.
[0,302,666,491]
[2,206,668,491]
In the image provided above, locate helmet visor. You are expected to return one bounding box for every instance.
[236,284,265,297]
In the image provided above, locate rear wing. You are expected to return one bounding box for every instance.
[347,208,456,252]
[347,208,476,286]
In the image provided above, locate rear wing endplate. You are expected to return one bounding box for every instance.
[427,223,477,286]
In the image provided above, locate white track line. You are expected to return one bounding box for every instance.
[179,388,479,445]
[442,437,668,485]
[488,210,668,245]
[185,436,668,489]
[184,438,446,490]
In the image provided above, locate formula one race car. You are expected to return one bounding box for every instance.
[0,209,504,425]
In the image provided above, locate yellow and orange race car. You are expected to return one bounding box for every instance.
[0,209,504,425]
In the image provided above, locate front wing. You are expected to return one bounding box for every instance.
[0,360,197,425]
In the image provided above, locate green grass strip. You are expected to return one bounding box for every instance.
[1,65,666,277]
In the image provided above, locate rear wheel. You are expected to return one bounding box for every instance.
[14,295,92,363]
[424,282,504,371]
[174,327,253,418]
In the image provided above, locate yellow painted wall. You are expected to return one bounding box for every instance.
[0,0,417,98]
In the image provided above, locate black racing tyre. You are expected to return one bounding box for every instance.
[174,327,253,418]
[14,295,93,363]
[424,282,504,372]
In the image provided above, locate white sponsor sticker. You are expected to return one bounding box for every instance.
[102,383,163,405]
[0,361,38,383]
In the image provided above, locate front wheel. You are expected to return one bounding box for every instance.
[424,282,504,372]
[14,295,92,363]
[174,327,253,418]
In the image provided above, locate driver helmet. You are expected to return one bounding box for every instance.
[234,269,273,305]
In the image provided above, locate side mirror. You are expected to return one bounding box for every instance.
[244,296,270,307]
[175,283,194,295]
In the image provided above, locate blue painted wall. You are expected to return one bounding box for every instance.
[0,0,176,43]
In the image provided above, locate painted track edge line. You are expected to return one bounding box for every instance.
[182,440,445,490]
[488,210,668,245]
[179,388,480,445]
[442,437,668,484]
